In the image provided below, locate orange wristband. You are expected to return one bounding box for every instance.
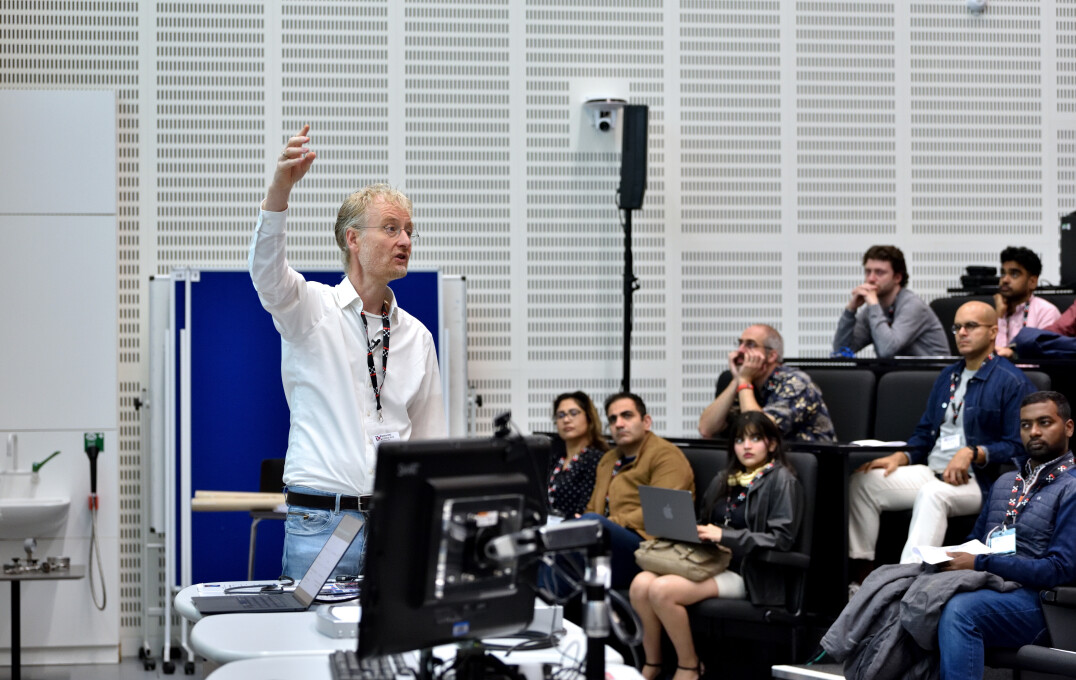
[736,383,754,393]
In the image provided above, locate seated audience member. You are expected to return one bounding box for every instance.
[577,392,694,589]
[698,324,835,442]
[848,301,1035,577]
[548,391,609,517]
[833,245,949,358]
[994,246,1060,356]
[1044,299,1076,337]
[630,412,803,680]
[822,391,1076,680]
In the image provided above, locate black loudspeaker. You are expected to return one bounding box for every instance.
[618,105,649,210]
[1062,210,1076,287]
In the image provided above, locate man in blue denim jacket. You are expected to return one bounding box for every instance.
[848,301,1036,569]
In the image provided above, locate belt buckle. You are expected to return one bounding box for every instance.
[358,495,372,512]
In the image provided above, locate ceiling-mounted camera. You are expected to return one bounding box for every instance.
[584,98,627,132]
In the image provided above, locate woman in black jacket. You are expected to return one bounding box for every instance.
[629,412,804,680]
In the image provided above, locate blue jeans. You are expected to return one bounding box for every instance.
[938,587,1047,680]
[281,485,368,581]
[539,513,644,597]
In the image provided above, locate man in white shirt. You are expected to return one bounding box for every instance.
[249,125,447,579]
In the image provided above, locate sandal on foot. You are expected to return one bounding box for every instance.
[643,662,662,668]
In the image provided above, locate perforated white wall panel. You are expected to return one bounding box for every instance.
[1,0,1068,648]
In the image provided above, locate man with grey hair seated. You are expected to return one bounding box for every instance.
[698,324,835,442]
[249,124,447,580]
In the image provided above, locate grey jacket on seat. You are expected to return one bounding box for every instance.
[821,563,1019,680]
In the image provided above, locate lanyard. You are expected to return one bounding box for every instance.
[723,461,775,525]
[944,354,993,424]
[359,304,391,421]
[1004,452,1074,526]
[604,454,635,517]
[1005,300,1032,343]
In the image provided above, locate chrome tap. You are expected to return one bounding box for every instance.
[2,434,34,478]
[5,433,16,473]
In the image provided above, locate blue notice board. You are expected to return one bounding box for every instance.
[175,270,440,584]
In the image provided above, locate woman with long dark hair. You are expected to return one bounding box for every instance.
[548,391,610,517]
[629,411,804,680]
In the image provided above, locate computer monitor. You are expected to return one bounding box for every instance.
[357,433,551,658]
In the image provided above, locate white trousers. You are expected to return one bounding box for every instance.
[848,464,982,564]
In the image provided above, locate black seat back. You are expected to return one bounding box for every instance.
[681,445,727,503]
[1024,370,1052,392]
[785,451,817,559]
[801,368,876,441]
[930,295,991,355]
[259,457,286,493]
[874,371,938,441]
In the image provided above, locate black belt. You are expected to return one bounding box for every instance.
[286,491,371,512]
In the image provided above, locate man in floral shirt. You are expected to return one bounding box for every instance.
[698,324,835,442]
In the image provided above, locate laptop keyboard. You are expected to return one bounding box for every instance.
[329,650,418,680]
[235,594,294,609]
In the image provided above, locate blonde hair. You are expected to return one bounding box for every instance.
[333,184,413,269]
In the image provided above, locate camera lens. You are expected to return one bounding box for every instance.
[598,120,611,132]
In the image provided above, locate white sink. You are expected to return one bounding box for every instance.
[0,497,70,538]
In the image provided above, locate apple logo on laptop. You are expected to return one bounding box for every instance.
[662,504,673,520]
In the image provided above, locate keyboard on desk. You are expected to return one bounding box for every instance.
[330,650,419,680]
[233,594,294,609]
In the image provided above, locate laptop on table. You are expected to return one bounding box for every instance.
[191,514,362,615]
[638,485,700,543]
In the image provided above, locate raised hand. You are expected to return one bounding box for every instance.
[737,347,766,384]
[263,124,317,212]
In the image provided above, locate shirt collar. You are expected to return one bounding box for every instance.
[332,276,399,322]
[959,353,998,380]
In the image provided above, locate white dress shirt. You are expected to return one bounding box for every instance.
[249,209,447,496]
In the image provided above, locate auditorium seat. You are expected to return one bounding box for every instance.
[873,371,938,441]
[689,451,818,671]
[801,368,875,442]
[1024,369,1051,392]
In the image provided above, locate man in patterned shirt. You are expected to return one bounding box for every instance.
[698,324,836,442]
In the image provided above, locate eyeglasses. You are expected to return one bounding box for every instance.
[736,339,775,351]
[951,322,988,334]
[356,224,418,240]
[554,408,582,421]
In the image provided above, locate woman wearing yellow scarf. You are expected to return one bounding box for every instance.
[629,412,805,680]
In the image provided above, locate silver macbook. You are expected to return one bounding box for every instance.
[191,514,362,615]
[639,485,700,543]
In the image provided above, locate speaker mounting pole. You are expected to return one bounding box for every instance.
[617,105,648,394]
